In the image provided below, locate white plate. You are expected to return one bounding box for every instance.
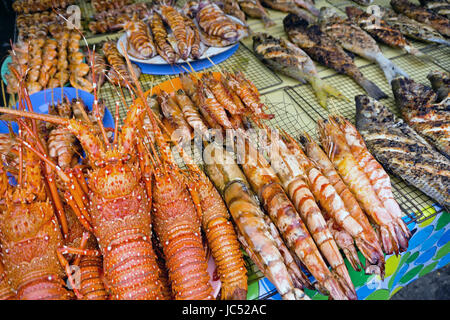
[117,15,245,65]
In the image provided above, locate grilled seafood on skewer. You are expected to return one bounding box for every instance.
[233,131,355,299]
[252,33,345,109]
[318,116,410,255]
[283,13,387,100]
[150,11,179,64]
[355,95,450,209]
[318,7,409,84]
[123,19,157,60]
[391,0,450,37]
[102,41,141,86]
[392,77,450,159]
[203,142,309,300]
[420,0,450,18]
[221,0,247,23]
[157,4,191,60]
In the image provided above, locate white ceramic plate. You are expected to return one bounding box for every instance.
[116,15,245,65]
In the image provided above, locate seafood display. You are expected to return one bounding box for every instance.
[1,0,448,302]
[283,13,387,100]
[253,33,345,108]
[392,77,450,159]
[355,95,450,208]
[318,7,408,84]
[391,0,450,37]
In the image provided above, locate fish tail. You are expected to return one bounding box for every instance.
[309,77,346,109]
[429,38,450,46]
[355,77,388,100]
[262,16,276,28]
[375,54,409,83]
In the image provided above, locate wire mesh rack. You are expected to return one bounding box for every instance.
[283,50,448,224]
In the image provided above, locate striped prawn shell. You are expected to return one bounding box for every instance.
[87,163,165,300]
[197,2,238,41]
[194,171,247,300]
[334,116,411,241]
[79,255,108,300]
[125,21,156,59]
[161,5,189,60]
[151,12,177,64]
[152,171,214,300]
[198,84,234,129]
[102,42,133,86]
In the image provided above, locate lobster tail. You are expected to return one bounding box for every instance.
[16,275,73,300]
[79,255,108,300]
[104,236,165,300]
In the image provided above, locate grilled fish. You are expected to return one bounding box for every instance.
[220,0,247,23]
[355,95,450,208]
[392,77,450,159]
[391,0,450,37]
[427,70,450,102]
[379,7,450,45]
[260,0,317,23]
[237,0,276,27]
[283,13,387,99]
[318,7,408,84]
[419,0,450,19]
[252,32,345,108]
[346,6,427,59]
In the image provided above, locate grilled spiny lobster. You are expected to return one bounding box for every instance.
[0,87,167,300]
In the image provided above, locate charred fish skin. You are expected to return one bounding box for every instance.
[283,13,387,100]
[355,95,450,209]
[318,7,409,84]
[380,7,450,46]
[391,0,450,37]
[427,70,450,102]
[420,0,450,19]
[392,77,450,159]
[345,6,424,58]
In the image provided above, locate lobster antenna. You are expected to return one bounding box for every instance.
[90,45,111,149]
[113,101,120,148]
[1,76,7,108]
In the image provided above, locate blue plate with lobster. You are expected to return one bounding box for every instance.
[0,87,115,134]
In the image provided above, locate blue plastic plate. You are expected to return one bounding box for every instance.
[0,87,115,134]
[135,43,239,75]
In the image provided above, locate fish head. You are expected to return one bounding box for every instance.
[283,12,310,32]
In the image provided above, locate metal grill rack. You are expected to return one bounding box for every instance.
[283,50,449,224]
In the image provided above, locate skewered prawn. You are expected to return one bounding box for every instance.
[203,142,308,300]
[124,19,157,60]
[150,11,178,64]
[235,133,354,299]
[198,82,235,129]
[333,116,411,251]
[203,72,244,115]
[159,4,190,60]
[158,91,193,144]
[196,1,239,41]
[223,72,274,120]
[317,118,404,255]
[300,133,385,276]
